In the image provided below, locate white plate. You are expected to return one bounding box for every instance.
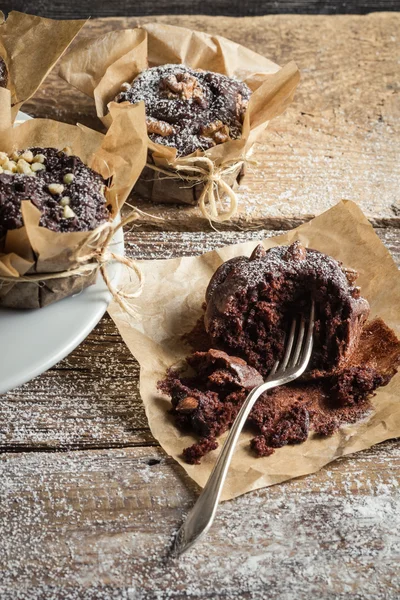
[0,112,123,394]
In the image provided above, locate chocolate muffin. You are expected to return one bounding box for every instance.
[160,318,400,464]
[0,147,110,238]
[0,57,7,88]
[115,64,251,156]
[204,242,370,378]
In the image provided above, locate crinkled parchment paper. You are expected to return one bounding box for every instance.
[109,200,400,500]
[0,11,86,127]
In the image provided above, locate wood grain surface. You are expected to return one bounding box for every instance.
[2,442,400,599]
[2,13,400,599]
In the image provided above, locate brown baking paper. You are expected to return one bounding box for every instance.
[108,200,400,500]
[0,11,87,129]
[0,101,147,309]
[59,23,300,215]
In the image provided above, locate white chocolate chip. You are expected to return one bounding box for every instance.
[63,205,76,219]
[17,159,32,175]
[48,183,64,195]
[31,162,46,172]
[120,82,131,91]
[0,167,3,174]
[62,146,72,156]
[60,196,71,206]
[0,152,8,166]
[20,150,34,163]
[63,173,75,185]
[32,154,45,164]
[4,160,17,173]
[3,169,13,175]
[10,151,20,161]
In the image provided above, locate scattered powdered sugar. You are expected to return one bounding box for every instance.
[232,114,400,225]
[1,443,399,599]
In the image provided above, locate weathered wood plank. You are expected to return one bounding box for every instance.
[3,0,400,19]
[1,442,399,598]
[20,13,400,230]
[1,227,398,452]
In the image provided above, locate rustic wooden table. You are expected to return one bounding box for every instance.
[1,13,400,600]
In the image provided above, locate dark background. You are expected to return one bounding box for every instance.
[2,0,400,18]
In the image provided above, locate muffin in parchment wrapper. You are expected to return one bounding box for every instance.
[0,102,147,309]
[0,11,87,129]
[59,23,300,220]
[107,200,400,500]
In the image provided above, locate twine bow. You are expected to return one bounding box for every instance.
[146,155,249,222]
[0,211,144,317]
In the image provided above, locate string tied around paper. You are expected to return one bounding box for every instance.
[0,211,144,318]
[146,154,254,222]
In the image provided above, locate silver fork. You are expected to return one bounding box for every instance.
[172,300,315,557]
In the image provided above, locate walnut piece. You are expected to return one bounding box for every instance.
[146,118,175,137]
[350,286,361,299]
[200,120,231,145]
[160,72,207,107]
[343,267,358,284]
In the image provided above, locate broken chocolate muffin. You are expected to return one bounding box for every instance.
[205,242,370,379]
[159,242,400,464]
[0,147,109,238]
[159,349,263,463]
[0,57,7,88]
[115,64,251,156]
[159,319,400,463]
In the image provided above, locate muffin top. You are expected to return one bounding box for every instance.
[115,64,251,156]
[0,57,8,88]
[0,147,109,237]
[205,242,370,378]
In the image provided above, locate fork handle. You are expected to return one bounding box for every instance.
[173,378,277,555]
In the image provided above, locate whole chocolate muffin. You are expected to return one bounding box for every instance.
[0,57,7,88]
[204,242,370,378]
[0,147,110,238]
[115,64,251,156]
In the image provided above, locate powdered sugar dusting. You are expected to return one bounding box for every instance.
[1,443,399,598]
[116,64,250,156]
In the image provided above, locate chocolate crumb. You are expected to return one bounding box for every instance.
[159,318,400,464]
[183,438,219,465]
